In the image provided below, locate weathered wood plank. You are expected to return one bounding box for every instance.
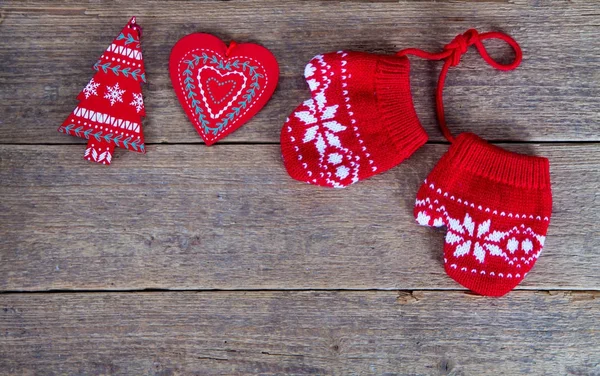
[0,290,598,375]
[0,143,598,291]
[1,1,599,143]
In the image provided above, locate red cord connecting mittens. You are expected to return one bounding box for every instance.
[399,29,553,296]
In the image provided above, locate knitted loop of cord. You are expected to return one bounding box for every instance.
[397,29,523,143]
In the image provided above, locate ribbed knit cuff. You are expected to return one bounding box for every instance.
[446,133,551,190]
[375,56,428,159]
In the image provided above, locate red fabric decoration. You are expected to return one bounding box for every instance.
[58,17,147,165]
[170,34,279,145]
[404,29,553,296]
[281,52,427,188]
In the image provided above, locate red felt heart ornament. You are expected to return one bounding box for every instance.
[170,33,279,145]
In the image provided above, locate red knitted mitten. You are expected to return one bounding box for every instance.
[281,52,427,188]
[401,29,553,296]
[415,133,552,296]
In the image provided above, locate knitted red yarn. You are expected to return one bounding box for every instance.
[414,133,552,296]
[281,52,427,188]
[404,30,553,296]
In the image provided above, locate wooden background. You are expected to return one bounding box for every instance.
[1,1,599,375]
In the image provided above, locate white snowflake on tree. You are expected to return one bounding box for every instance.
[82,78,100,99]
[129,92,144,113]
[104,83,126,106]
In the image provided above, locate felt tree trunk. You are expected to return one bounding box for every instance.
[58,17,147,165]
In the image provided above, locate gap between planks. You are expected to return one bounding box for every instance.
[1,288,599,295]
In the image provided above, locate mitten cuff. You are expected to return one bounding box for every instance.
[375,56,428,160]
[446,133,551,190]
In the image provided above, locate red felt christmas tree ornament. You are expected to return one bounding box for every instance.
[404,29,553,296]
[281,51,427,188]
[58,17,147,165]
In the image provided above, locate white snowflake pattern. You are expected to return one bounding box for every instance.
[416,211,431,226]
[104,83,126,106]
[296,97,355,184]
[415,192,547,271]
[445,213,509,264]
[291,54,359,187]
[416,211,444,227]
[82,78,100,99]
[129,92,144,113]
[304,62,316,78]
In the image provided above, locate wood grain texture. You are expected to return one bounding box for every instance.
[1,143,598,291]
[0,2,598,374]
[1,1,599,144]
[1,290,598,375]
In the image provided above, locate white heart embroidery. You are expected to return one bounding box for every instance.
[197,66,247,119]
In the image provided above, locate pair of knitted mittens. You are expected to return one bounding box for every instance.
[280,29,552,297]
